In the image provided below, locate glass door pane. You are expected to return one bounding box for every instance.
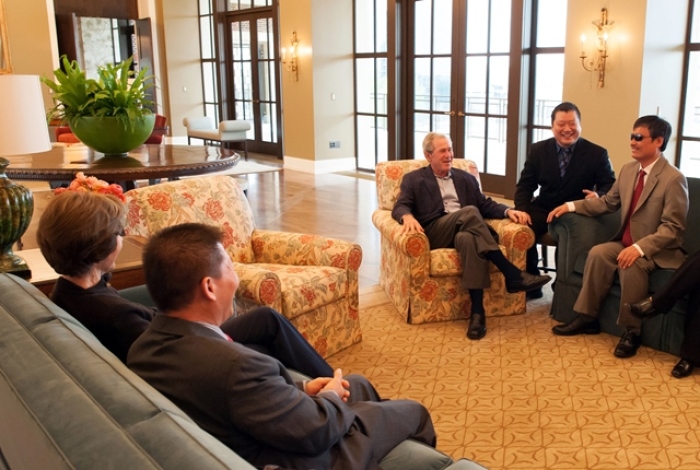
[227,12,281,156]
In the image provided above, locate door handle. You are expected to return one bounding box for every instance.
[442,110,456,116]
[457,111,466,117]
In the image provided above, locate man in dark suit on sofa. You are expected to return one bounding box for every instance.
[547,115,688,358]
[392,132,551,340]
[128,223,438,470]
[515,102,616,299]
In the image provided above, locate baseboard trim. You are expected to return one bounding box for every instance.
[283,156,356,174]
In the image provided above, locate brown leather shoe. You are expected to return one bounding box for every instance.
[626,297,657,319]
[614,330,642,358]
[552,315,600,336]
[467,312,486,340]
[506,272,552,294]
[672,359,695,378]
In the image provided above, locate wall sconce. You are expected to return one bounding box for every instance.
[580,7,613,88]
[280,31,299,81]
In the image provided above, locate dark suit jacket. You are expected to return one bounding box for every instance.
[573,155,688,269]
[392,165,509,227]
[128,315,432,470]
[515,137,615,211]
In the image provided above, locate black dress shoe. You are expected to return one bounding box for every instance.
[467,312,486,340]
[672,359,695,378]
[506,272,552,294]
[614,330,642,358]
[626,297,658,319]
[552,315,600,336]
[526,289,543,300]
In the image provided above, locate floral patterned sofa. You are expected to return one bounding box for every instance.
[124,176,362,358]
[373,160,535,324]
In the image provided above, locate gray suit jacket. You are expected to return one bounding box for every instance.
[573,155,688,269]
[128,315,434,470]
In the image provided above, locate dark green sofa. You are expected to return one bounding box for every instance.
[0,273,484,470]
[549,177,700,356]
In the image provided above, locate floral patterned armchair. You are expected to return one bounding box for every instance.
[372,160,535,324]
[124,176,362,358]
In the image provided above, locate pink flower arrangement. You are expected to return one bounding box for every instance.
[54,172,126,202]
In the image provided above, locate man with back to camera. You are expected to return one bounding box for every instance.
[514,102,616,299]
[547,115,688,358]
[127,223,438,470]
[392,132,551,341]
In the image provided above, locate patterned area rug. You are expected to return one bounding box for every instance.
[333,286,700,470]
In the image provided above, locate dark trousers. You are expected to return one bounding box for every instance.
[424,206,501,290]
[524,204,550,276]
[651,250,700,362]
[221,307,334,378]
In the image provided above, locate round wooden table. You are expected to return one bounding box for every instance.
[4,143,240,183]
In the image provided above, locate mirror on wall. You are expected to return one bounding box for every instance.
[0,0,12,74]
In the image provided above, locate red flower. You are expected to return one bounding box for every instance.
[513,231,533,251]
[182,192,195,206]
[330,253,346,268]
[259,279,279,305]
[126,201,142,228]
[221,222,235,249]
[147,192,172,211]
[419,281,438,301]
[348,306,359,320]
[204,199,224,221]
[348,248,362,271]
[252,238,265,258]
[406,237,426,258]
[385,165,403,181]
[300,286,316,304]
[313,337,328,357]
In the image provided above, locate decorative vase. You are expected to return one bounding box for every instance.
[70,115,156,156]
[0,158,33,278]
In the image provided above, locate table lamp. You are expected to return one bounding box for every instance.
[0,74,52,278]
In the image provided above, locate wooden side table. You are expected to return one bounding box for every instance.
[22,236,147,296]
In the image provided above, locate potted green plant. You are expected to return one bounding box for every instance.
[42,55,155,156]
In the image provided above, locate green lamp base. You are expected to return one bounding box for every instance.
[0,253,31,279]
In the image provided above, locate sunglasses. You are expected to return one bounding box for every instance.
[630,133,651,142]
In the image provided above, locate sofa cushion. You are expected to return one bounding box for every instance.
[0,274,253,469]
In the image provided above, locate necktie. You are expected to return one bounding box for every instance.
[621,170,646,247]
[558,147,572,177]
[224,333,234,342]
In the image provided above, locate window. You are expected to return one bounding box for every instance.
[527,0,567,147]
[198,0,219,122]
[679,0,700,177]
[354,0,388,170]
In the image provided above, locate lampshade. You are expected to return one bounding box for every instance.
[0,74,51,278]
[0,74,52,155]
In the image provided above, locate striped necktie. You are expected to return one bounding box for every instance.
[558,147,573,177]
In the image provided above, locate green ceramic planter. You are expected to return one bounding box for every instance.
[70,115,156,156]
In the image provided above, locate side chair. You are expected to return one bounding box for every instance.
[124,175,363,358]
[372,159,535,324]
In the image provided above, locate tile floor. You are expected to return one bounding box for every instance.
[330,286,700,470]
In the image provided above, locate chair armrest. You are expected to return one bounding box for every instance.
[548,211,620,283]
[233,262,283,310]
[183,116,214,130]
[371,210,430,265]
[220,120,252,132]
[251,230,362,273]
[485,219,535,268]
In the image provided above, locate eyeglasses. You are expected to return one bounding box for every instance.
[116,228,126,237]
[630,133,651,142]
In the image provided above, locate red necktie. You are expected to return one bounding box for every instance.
[621,170,645,247]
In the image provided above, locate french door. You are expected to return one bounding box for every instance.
[408,0,517,196]
[225,12,282,157]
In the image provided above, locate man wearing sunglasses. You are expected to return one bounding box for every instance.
[514,102,616,299]
[547,115,688,359]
